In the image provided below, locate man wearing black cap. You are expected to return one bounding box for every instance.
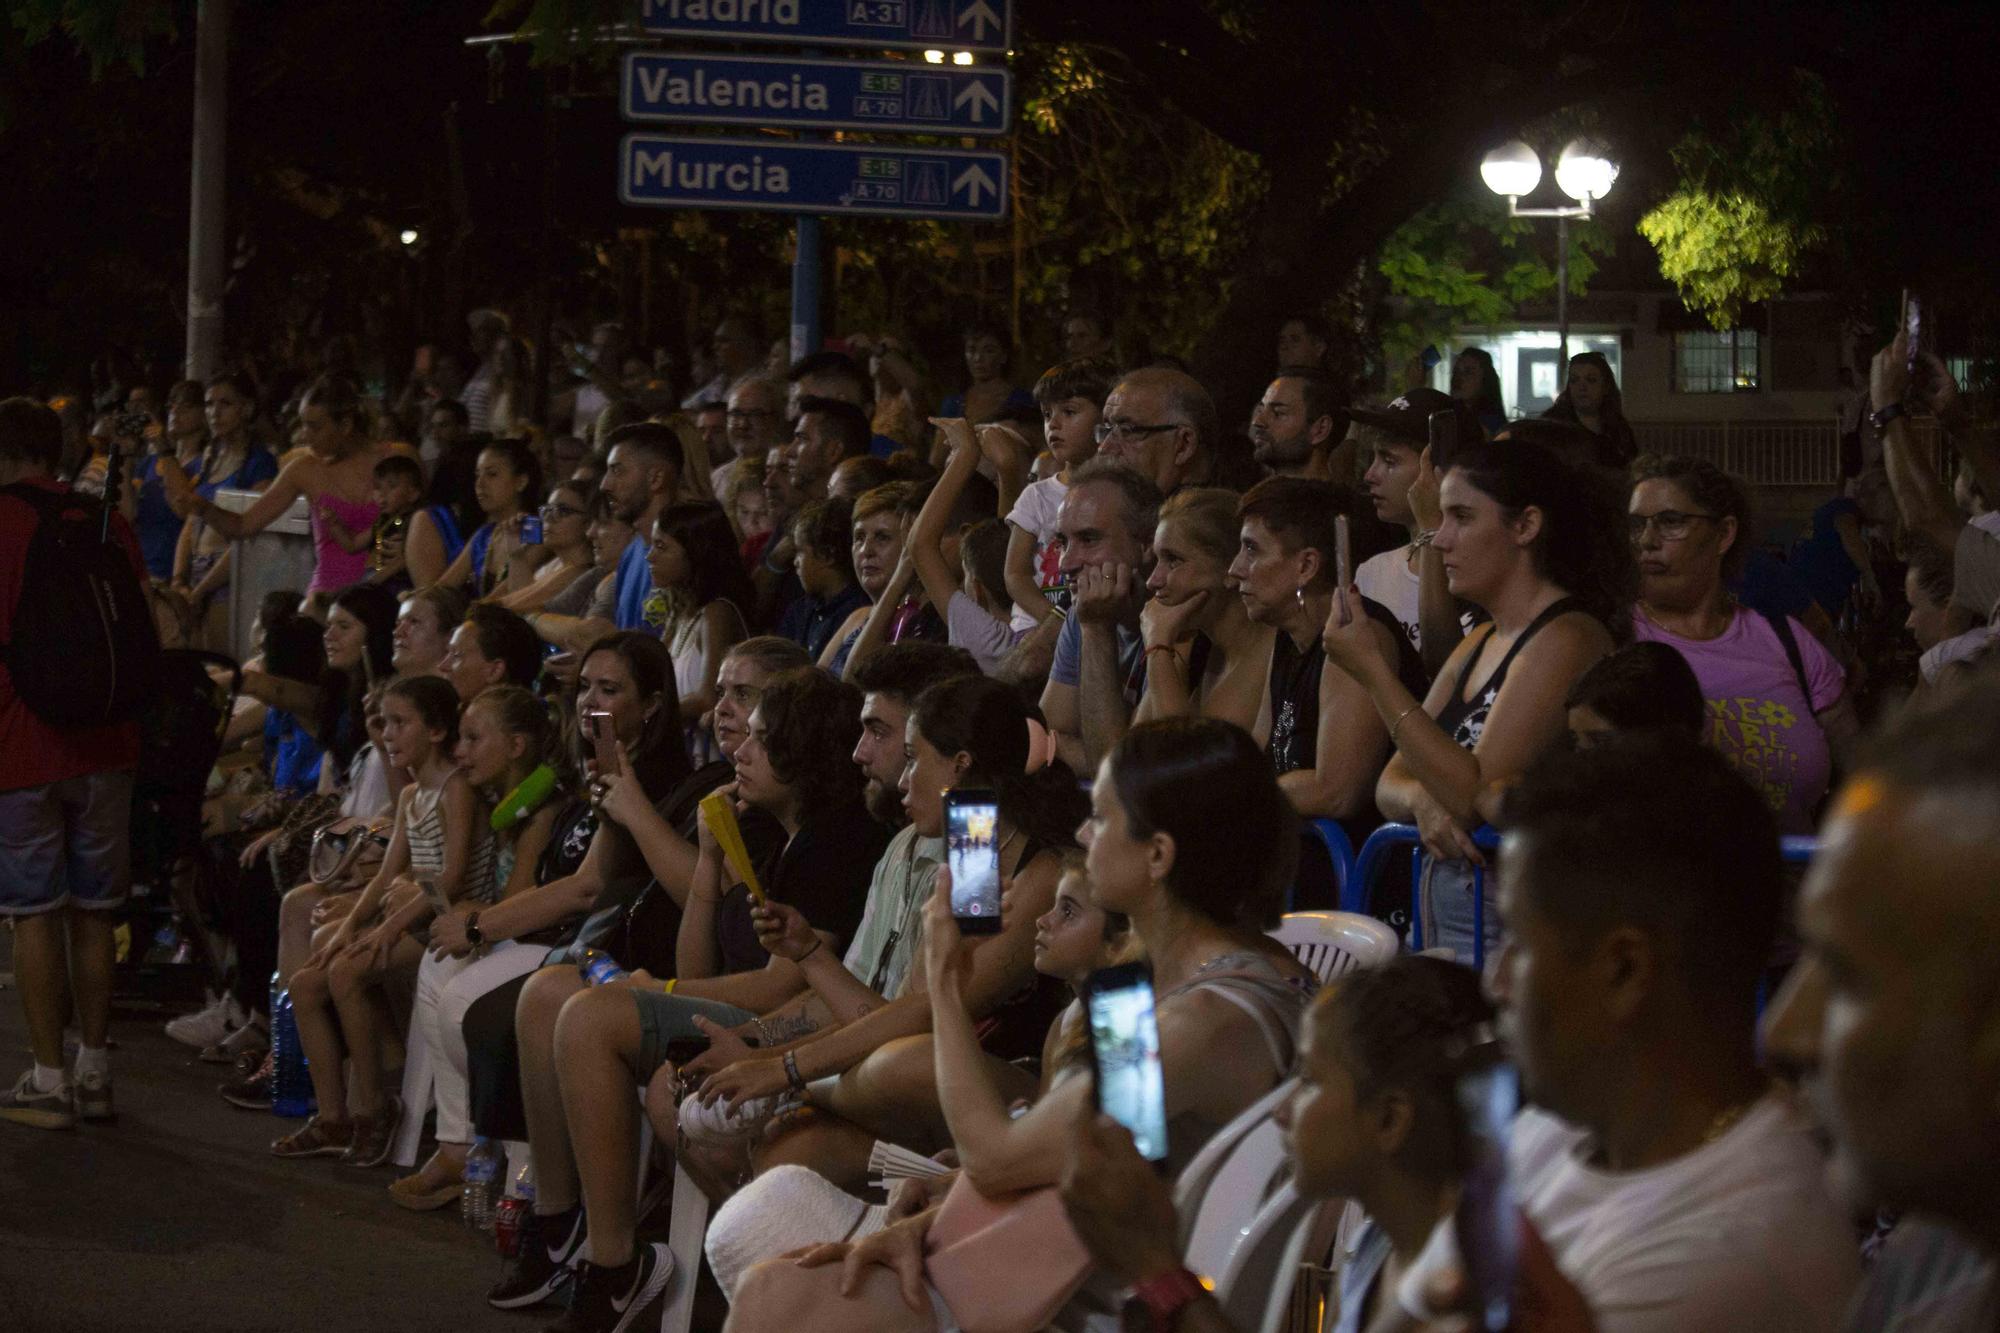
[1249,367,1344,479]
[1350,386,1478,679]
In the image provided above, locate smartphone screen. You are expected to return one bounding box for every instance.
[1454,1052,1520,1333]
[1904,291,1922,376]
[945,788,1002,934]
[1085,963,1170,1163]
[586,710,622,779]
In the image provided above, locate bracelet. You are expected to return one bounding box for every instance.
[1869,401,1907,433]
[796,936,823,964]
[662,978,676,994]
[752,1017,776,1047]
[1389,703,1423,746]
[783,1050,806,1091]
[1411,528,1439,550]
[1142,643,1184,662]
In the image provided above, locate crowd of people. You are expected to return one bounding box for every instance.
[2,300,1998,1333]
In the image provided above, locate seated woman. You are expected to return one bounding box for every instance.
[487,479,599,616]
[388,684,567,1208]
[820,481,915,677]
[1136,487,1275,734]
[1323,439,1630,960]
[430,437,544,599]
[527,490,636,652]
[495,667,888,1323]
[1627,454,1854,834]
[274,676,495,1165]
[645,501,753,762]
[724,717,1317,1330]
[701,851,1126,1297]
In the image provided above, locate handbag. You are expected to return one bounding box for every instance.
[924,1173,1094,1333]
[262,791,343,889]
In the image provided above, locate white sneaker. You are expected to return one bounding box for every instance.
[201,1012,270,1064]
[165,992,244,1049]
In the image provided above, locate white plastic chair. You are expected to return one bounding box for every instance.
[1271,911,1400,984]
[1172,1076,1297,1231]
[659,1159,708,1333]
[1215,1185,1346,1333]
[391,1022,434,1168]
[1179,1101,1298,1283]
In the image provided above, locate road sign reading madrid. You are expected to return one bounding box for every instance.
[623,52,1009,135]
[637,0,1010,55]
[620,134,1006,220]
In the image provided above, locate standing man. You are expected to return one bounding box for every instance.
[0,399,145,1129]
[1248,367,1343,480]
[1096,366,1216,495]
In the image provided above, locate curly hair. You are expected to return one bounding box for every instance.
[1446,438,1636,638]
[753,668,867,813]
[1108,718,1298,930]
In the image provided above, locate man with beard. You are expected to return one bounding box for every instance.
[528,422,682,647]
[848,642,980,824]
[1250,367,1342,479]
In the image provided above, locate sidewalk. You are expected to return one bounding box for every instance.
[0,943,528,1333]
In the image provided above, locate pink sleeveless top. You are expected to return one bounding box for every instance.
[310,490,379,593]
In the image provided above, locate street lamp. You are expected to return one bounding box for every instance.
[1480,138,1618,362]
[399,228,420,248]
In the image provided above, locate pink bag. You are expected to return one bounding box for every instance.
[924,1174,1094,1333]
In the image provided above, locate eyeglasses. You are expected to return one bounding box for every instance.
[1093,420,1180,445]
[541,503,586,520]
[1627,510,1718,541]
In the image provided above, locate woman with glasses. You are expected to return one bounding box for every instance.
[1628,455,1855,833]
[489,481,600,616]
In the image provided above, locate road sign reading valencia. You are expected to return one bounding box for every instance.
[622,52,1010,135]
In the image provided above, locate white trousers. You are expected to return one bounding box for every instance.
[414,942,543,1144]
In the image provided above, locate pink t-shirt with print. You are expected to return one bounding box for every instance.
[1632,606,1845,834]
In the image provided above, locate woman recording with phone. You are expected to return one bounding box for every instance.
[427,437,544,599]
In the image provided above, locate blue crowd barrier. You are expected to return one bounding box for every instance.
[1291,820,1357,913]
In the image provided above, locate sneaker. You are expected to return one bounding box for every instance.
[542,1244,672,1333]
[271,1114,353,1158]
[74,1068,114,1122]
[220,1051,275,1111]
[200,1013,269,1065]
[0,1070,76,1131]
[488,1206,584,1310]
[165,992,246,1049]
[340,1094,402,1168]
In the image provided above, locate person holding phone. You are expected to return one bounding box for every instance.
[424,437,543,600]
[724,719,1316,1330]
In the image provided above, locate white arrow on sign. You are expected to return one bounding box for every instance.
[953,164,997,206]
[957,0,1001,41]
[953,79,1000,122]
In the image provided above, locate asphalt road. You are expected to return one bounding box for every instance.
[0,950,538,1333]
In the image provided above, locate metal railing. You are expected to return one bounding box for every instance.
[1627,415,1950,487]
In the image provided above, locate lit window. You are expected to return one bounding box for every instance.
[1672,330,1760,394]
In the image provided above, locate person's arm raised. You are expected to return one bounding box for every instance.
[912,418,979,614]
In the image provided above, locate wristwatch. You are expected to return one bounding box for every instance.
[1121,1267,1207,1332]
[464,913,484,948]
[1869,401,1907,433]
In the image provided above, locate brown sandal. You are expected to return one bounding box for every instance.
[271,1114,353,1159]
[341,1094,402,1169]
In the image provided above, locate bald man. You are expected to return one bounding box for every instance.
[1764,676,2000,1329]
[1095,366,1216,495]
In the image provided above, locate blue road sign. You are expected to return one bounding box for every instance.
[638,0,1011,55]
[620,134,1007,220]
[622,52,1009,135]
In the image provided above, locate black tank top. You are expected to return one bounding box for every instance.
[1433,597,1584,751]
[1267,596,1427,775]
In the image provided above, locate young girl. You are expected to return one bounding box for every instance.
[274,675,495,1167]
[389,684,565,1208]
[432,438,544,598]
[645,501,752,758]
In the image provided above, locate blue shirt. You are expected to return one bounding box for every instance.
[135,444,280,578]
[263,707,324,798]
[614,532,654,631]
[777,581,870,661]
[1049,612,1145,703]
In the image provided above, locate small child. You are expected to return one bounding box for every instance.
[1003,357,1116,633]
[320,455,425,583]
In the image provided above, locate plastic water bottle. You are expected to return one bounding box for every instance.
[463,1137,501,1231]
[494,1158,535,1258]
[576,947,627,987]
[269,975,315,1118]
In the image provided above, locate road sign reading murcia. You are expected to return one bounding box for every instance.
[637,0,1012,55]
[620,134,1006,220]
[622,52,1009,135]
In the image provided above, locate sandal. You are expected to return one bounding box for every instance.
[389,1157,465,1211]
[271,1114,352,1159]
[341,1094,402,1169]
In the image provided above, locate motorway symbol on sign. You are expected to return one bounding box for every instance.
[637,0,1012,55]
[621,52,1011,136]
[620,134,1007,220]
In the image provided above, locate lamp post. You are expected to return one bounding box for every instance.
[1480,138,1619,364]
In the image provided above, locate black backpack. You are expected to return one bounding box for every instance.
[3,482,162,727]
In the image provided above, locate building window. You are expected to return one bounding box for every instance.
[1672,330,1760,393]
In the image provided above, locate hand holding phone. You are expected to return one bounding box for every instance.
[1454,1047,1520,1332]
[587,710,623,780]
[944,788,1002,934]
[1083,962,1170,1164]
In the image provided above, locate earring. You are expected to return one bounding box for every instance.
[1294,585,1307,610]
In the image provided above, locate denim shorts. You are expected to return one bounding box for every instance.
[630,989,756,1081]
[0,769,136,915]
